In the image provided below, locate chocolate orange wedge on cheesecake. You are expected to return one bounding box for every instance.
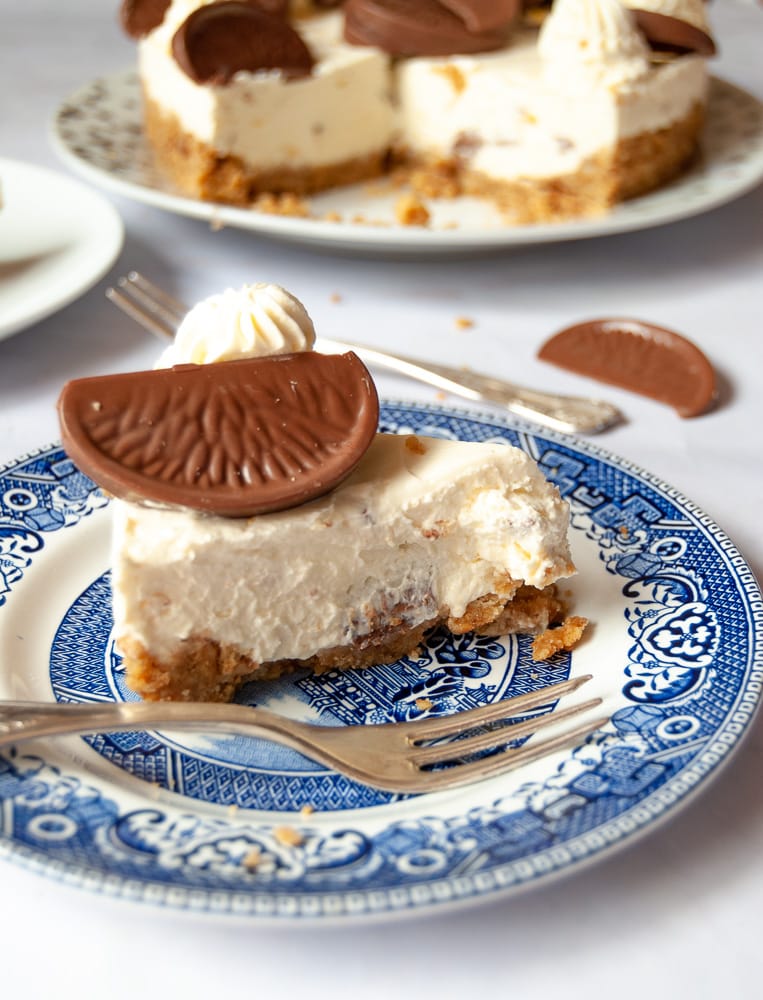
[58,283,575,702]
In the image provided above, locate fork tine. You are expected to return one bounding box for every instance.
[416,715,609,792]
[117,274,183,333]
[105,271,188,343]
[406,674,593,742]
[410,697,603,767]
[105,285,175,342]
[127,272,188,324]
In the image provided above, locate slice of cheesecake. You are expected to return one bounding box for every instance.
[110,431,574,701]
[59,282,575,702]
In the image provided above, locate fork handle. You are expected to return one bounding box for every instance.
[318,338,621,435]
[0,700,336,766]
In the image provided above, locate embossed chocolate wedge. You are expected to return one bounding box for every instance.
[538,318,716,418]
[343,0,509,56]
[172,1,314,85]
[58,352,379,516]
[438,0,520,33]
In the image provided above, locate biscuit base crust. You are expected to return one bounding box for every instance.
[120,584,565,702]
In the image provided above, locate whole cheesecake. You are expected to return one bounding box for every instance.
[58,284,576,702]
[122,0,716,220]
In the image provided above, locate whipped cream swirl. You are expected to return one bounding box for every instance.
[157,282,316,367]
[539,0,651,90]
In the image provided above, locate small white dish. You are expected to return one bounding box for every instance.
[0,158,124,342]
[50,73,763,255]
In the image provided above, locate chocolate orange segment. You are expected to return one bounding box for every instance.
[632,10,716,57]
[439,0,520,34]
[172,1,314,85]
[344,0,509,57]
[120,0,171,39]
[57,352,379,516]
[538,319,716,418]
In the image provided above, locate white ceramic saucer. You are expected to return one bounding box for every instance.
[0,158,124,342]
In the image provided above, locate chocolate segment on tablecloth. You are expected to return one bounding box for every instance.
[57,352,380,516]
[538,318,716,418]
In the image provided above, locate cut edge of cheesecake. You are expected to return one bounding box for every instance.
[110,432,578,703]
[142,93,705,219]
[119,583,567,703]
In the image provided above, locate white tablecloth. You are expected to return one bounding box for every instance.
[1,3,762,997]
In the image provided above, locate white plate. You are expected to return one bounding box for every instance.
[0,158,124,341]
[0,402,761,923]
[50,73,763,254]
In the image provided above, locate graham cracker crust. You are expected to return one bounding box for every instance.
[120,584,565,703]
[143,94,389,204]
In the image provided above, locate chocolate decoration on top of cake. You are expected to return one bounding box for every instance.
[120,0,172,38]
[57,351,380,516]
[343,0,513,57]
[172,1,315,85]
[253,0,290,16]
[632,10,716,56]
[439,0,521,33]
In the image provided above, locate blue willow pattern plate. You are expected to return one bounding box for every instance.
[0,403,760,922]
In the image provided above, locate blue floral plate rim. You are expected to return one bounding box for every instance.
[0,400,761,924]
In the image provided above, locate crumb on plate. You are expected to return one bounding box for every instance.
[395,194,430,227]
[531,616,589,662]
[274,825,304,847]
[242,847,262,869]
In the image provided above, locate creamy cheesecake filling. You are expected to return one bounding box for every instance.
[111,434,574,669]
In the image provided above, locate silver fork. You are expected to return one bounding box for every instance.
[106,272,622,435]
[0,675,604,794]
